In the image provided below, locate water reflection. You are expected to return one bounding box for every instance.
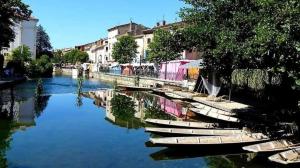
[83,90,189,129]
[0,86,51,167]
[76,77,83,107]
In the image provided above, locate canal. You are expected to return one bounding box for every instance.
[0,76,297,168]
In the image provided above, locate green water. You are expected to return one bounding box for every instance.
[0,76,295,168]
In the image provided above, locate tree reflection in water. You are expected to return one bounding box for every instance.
[144,106,176,120]
[34,79,51,117]
[205,156,236,168]
[111,93,136,121]
[0,120,13,168]
[76,77,83,107]
[0,83,51,168]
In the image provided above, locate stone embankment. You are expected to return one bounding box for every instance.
[54,68,194,89]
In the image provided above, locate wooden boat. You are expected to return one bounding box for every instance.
[191,103,235,116]
[164,92,188,100]
[269,147,300,165]
[151,88,173,94]
[243,140,299,153]
[145,127,245,136]
[145,119,219,129]
[118,85,151,91]
[190,107,240,123]
[150,133,269,146]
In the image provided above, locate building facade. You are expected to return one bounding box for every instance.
[1,17,39,60]
[107,22,148,64]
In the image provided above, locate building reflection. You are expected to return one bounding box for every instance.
[0,88,51,167]
[83,89,191,129]
[0,89,35,125]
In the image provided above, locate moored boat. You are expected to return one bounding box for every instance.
[190,108,240,123]
[145,119,219,129]
[150,133,269,147]
[243,140,299,153]
[164,92,188,100]
[268,147,300,165]
[118,85,151,91]
[145,127,245,136]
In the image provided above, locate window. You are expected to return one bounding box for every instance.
[147,38,151,44]
[106,47,108,52]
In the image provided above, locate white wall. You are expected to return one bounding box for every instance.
[134,37,144,63]
[107,29,119,63]
[21,19,38,60]
[1,18,38,60]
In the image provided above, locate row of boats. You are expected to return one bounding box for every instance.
[118,85,300,165]
[145,119,300,165]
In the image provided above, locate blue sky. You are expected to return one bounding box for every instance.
[23,0,186,49]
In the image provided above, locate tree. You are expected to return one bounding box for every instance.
[0,0,32,73]
[6,45,31,75]
[27,55,53,78]
[52,50,63,64]
[179,0,300,88]
[147,29,182,79]
[147,29,181,63]
[64,49,88,64]
[112,36,138,64]
[36,25,52,57]
[9,45,32,62]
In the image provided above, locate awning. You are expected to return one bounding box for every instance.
[180,59,204,69]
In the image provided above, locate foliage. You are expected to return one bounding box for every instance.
[0,0,31,73]
[232,69,269,91]
[51,50,63,64]
[147,29,181,64]
[144,106,176,120]
[0,0,32,50]
[76,77,83,107]
[36,25,52,57]
[6,45,31,75]
[112,36,138,64]
[27,55,53,78]
[64,49,89,64]
[0,120,13,168]
[9,45,31,62]
[179,0,300,87]
[111,94,136,120]
[35,78,43,96]
[34,78,46,117]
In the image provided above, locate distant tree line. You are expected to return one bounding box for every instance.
[52,49,89,65]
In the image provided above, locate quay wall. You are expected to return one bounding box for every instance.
[53,67,72,76]
[55,68,196,89]
[90,72,183,88]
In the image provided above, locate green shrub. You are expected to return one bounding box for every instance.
[6,45,31,75]
[27,55,53,78]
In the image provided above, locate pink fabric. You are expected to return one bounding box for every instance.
[159,97,184,118]
[159,60,190,81]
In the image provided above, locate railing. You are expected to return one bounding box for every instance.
[99,69,197,81]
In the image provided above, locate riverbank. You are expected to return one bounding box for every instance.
[54,68,194,89]
[0,77,26,89]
